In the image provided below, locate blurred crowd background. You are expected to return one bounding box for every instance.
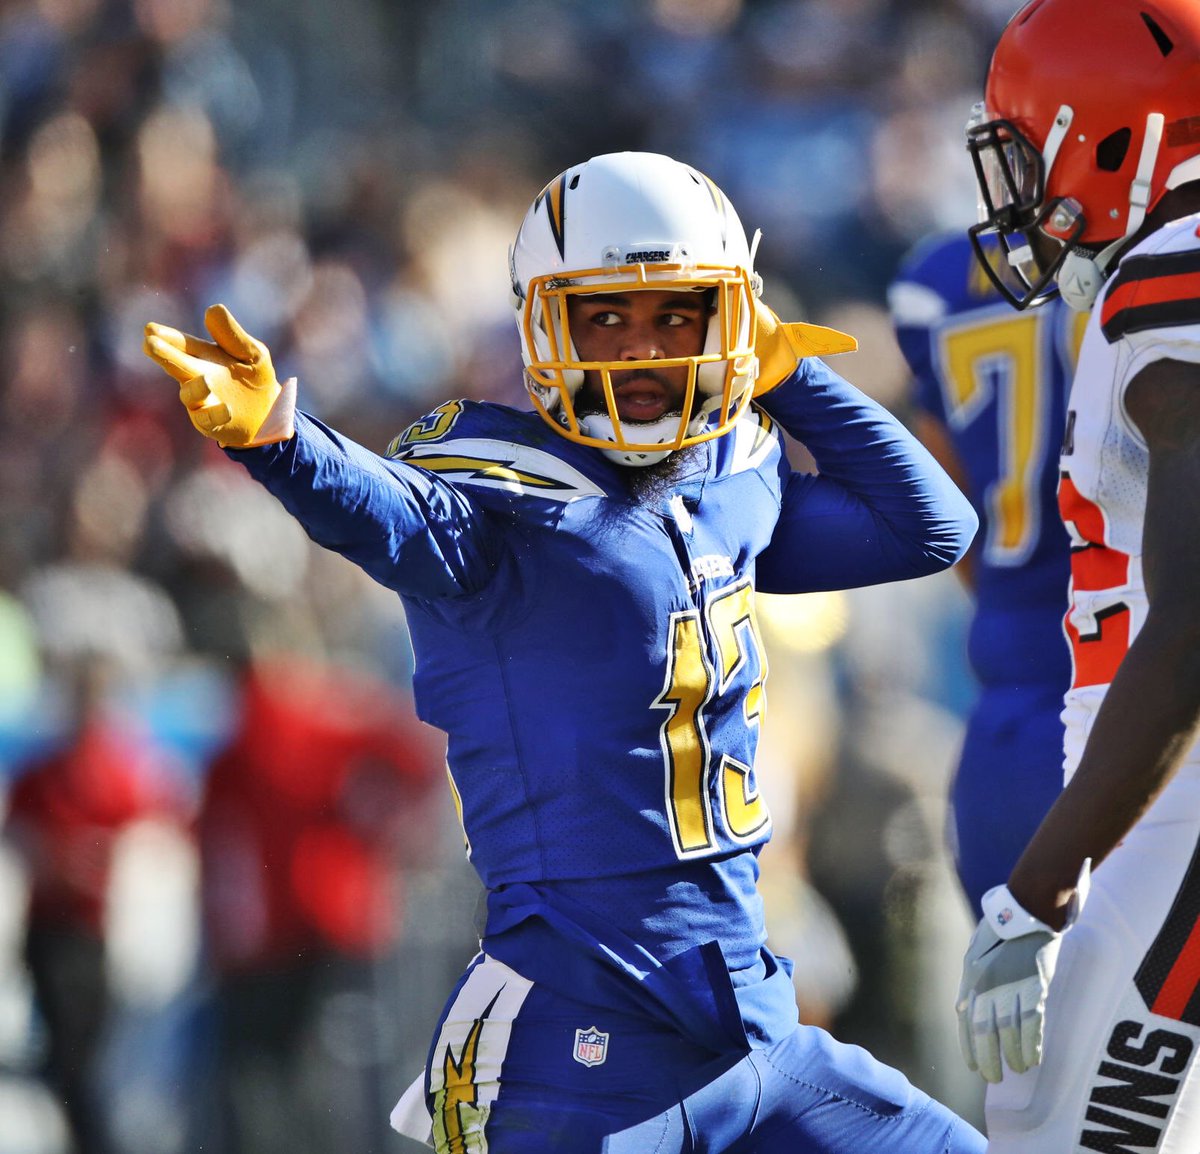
[0,0,1023,1151]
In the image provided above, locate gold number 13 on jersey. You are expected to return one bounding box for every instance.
[654,580,771,858]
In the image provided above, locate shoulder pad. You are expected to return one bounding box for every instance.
[1101,222,1200,342]
[387,401,605,501]
[720,405,784,477]
[386,399,530,453]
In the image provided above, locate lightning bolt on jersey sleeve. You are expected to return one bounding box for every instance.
[753,355,978,593]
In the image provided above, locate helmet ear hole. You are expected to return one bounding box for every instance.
[1096,128,1132,172]
[1142,12,1174,56]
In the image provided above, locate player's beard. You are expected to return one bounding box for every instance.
[574,378,700,501]
[620,441,704,506]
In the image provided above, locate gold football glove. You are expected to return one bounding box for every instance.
[752,299,858,397]
[143,304,296,449]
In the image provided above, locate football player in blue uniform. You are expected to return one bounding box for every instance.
[888,231,1085,914]
[143,151,983,1153]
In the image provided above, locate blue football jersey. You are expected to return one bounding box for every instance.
[231,355,975,1046]
[890,231,1079,692]
[889,231,1080,910]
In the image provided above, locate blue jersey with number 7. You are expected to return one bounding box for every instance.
[889,230,1079,910]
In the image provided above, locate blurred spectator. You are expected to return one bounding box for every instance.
[753,591,860,1031]
[194,650,444,1154]
[3,655,192,1154]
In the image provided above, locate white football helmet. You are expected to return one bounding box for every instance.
[509,151,762,466]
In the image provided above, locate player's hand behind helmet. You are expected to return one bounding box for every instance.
[751,299,857,397]
[143,305,296,449]
[955,866,1089,1083]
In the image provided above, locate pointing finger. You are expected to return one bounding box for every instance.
[144,322,187,350]
[145,333,222,385]
[144,321,224,362]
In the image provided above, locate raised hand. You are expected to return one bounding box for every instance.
[143,304,296,448]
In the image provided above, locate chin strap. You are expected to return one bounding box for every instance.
[1056,239,1124,311]
[1056,112,1166,313]
[578,412,679,467]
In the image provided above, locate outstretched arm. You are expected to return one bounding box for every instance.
[233,413,504,599]
[143,306,503,600]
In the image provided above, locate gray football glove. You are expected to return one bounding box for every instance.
[955,864,1090,1084]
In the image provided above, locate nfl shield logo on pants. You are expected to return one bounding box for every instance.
[573,1026,609,1067]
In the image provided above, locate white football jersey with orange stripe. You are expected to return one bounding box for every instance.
[1059,211,1200,785]
[986,213,1200,1154]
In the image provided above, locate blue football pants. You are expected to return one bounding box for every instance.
[406,953,986,1153]
[949,686,1065,914]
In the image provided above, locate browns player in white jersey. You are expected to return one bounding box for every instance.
[954,2,1200,1152]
